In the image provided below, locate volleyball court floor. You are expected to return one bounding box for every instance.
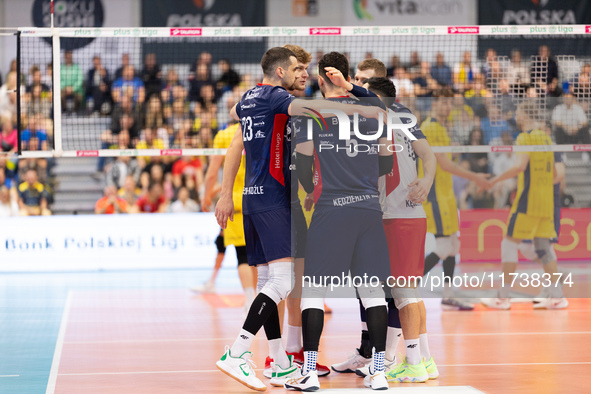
[1,261,590,394]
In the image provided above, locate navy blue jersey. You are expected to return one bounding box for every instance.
[236,84,293,214]
[295,97,385,211]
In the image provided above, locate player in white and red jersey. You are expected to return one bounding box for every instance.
[325,61,440,383]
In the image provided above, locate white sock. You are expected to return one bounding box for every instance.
[230,329,254,358]
[419,333,431,360]
[269,338,290,369]
[285,324,302,353]
[385,327,402,362]
[303,351,317,374]
[404,338,421,365]
[244,287,255,309]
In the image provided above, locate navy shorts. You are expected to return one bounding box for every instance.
[291,201,308,259]
[243,207,292,266]
[304,207,390,283]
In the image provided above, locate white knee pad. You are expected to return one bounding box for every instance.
[534,238,556,265]
[257,265,269,293]
[518,242,537,261]
[434,234,460,260]
[358,285,387,309]
[415,288,423,303]
[260,261,294,304]
[391,287,418,309]
[501,238,519,263]
[300,285,327,311]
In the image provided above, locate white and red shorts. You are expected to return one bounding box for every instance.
[383,218,427,280]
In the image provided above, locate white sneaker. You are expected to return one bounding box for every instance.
[532,287,551,303]
[269,355,300,387]
[216,346,267,391]
[191,281,215,293]
[481,297,511,310]
[533,297,569,309]
[364,369,389,390]
[331,349,371,373]
[356,358,395,377]
[284,369,320,391]
[442,298,474,310]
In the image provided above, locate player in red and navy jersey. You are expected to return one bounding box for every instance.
[215,47,300,391]
[289,52,393,391]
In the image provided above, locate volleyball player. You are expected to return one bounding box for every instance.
[421,89,491,310]
[286,52,393,391]
[482,103,568,310]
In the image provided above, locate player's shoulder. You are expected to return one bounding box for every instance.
[389,101,412,114]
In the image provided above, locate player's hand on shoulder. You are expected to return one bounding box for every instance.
[407,177,432,204]
[215,194,234,229]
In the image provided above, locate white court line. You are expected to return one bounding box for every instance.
[0,375,19,377]
[57,361,591,376]
[63,331,591,345]
[45,291,73,394]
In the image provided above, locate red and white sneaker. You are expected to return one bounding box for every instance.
[533,297,568,309]
[263,356,273,379]
[288,349,330,377]
[481,297,511,310]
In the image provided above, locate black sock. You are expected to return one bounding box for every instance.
[359,330,372,358]
[242,293,277,336]
[302,308,324,352]
[365,305,388,353]
[263,301,281,341]
[443,256,456,281]
[424,252,440,276]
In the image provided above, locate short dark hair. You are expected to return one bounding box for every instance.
[261,47,296,78]
[432,88,454,98]
[357,59,387,78]
[365,77,396,98]
[318,52,349,88]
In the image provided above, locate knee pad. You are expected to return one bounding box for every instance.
[300,285,327,311]
[415,288,423,303]
[358,285,387,309]
[257,265,269,293]
[501,238,518,263]
[518,242,537,261]
[391,287,418,309]
[260,261,294,304]
[534,238,556,264]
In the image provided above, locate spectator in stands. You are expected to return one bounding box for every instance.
[480,104,513,144]
[386,54,401,78]
[190,51,213,75]
[496,79,517,117]
[196,84,217,114]
[170,186,200,213]
[552,93,590,144]
[189,63,213,102]
[21,114,49,151]
[100,95,141,153]
[112,65,145,105]
[144,95,166,129]
[0,71,18,118]
[463,128,489,173]
[447,93,474,143]
[391,66,414,97]
[216,59,240,94]
[141,53,162,100]
[118,175,141,206]
[506,49,530,90]
[172,155,203,198]
[430,52,452,87]
[0,155,17,188]
[115,53,133,81]
[193,110,216,148]
[43,62,53,90]
[0,185,18,217]
[573,71,591,107]
[454,51,478,91]
[0,116,17,153]
[407,51,421,77]
[61,50,84,113]
[161,68,183,105]
[531,45,558,89]
[95,185,128,214]
[25,84,52,119]
[87,55,112,115]
[136,126,169,151]
[106,156,141,189]
[135,182,168,213]
[26,66,51,99]
[18,169,51,216]
[413,61,437,97]
[464,75,490,117]
[481,48,499,84]
[167,99,192,147]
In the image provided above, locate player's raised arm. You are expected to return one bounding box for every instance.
[408,139,436,204]
[215,125,243,228]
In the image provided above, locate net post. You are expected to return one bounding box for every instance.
[16,30,22,156]
[52,28,63,156]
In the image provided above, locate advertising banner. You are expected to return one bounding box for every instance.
[477,0,591,57]
[0,213,232,271]
[141,0,266,64]
[459,208,591,261]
